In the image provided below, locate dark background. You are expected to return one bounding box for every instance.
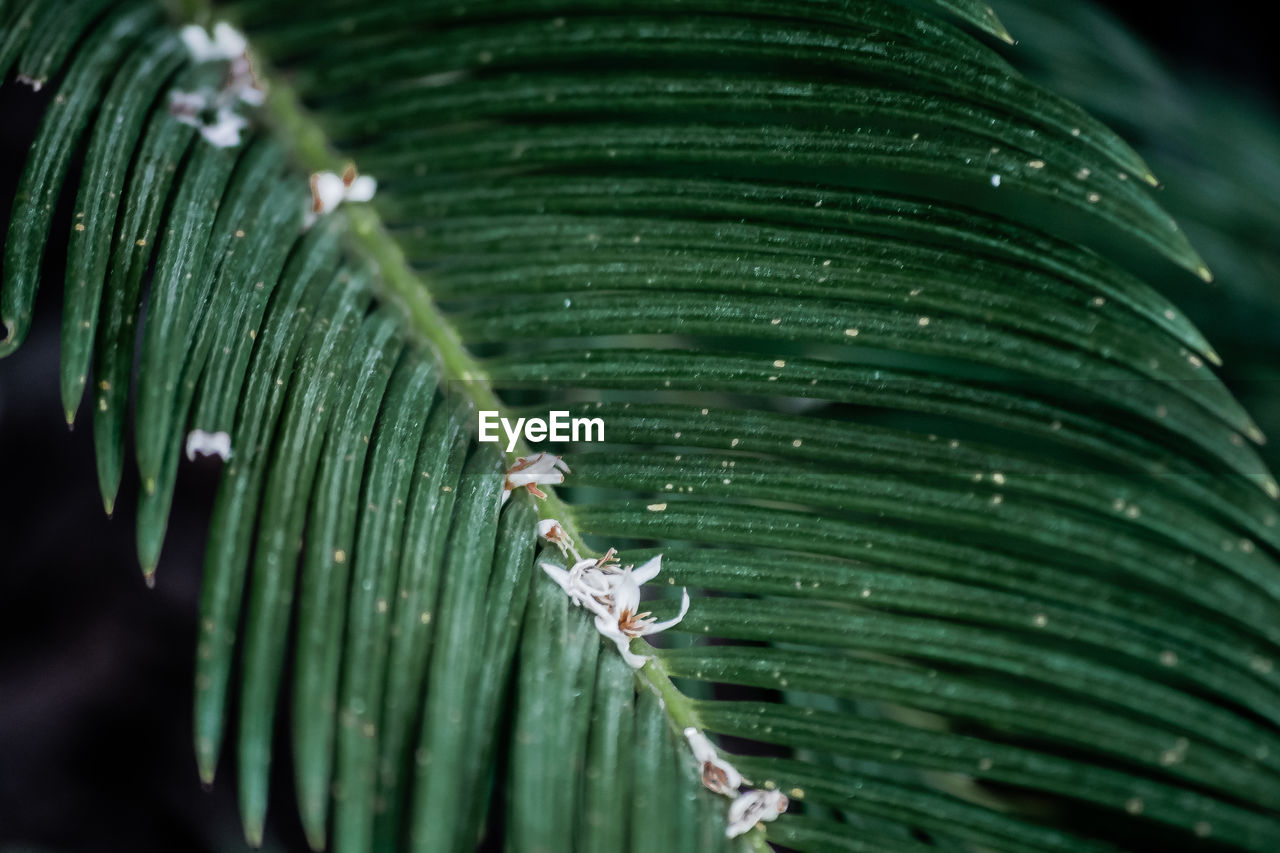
[1109,1,1279,105]
[1,2,1276,851]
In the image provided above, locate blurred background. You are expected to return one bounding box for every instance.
[2,1,1277,850]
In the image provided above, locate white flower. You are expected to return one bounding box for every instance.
[684,728,746,795]
[185,429,232,462]
[169,89,250,149]
[180,22,248,64]
[199,108,249,148]
[179,22,265,110]
[726,789,789,839]
[169,89,208,121]
[592,556,689,668]
[501,452,568,504]
[343,171,377,203]
[539,549,621,613]
[305,165,378,226]
[541,550,689,669]
[537,518,581,560]
[235,80,266,107]
[310,171,346,216]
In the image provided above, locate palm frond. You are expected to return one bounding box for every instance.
[996,0,1280,468]
[2,0,1279,851]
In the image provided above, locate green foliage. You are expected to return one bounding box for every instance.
[2,0,1279,850]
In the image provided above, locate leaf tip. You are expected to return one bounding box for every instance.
[100,478,119,518]
[196,741,218,787]
[0,319,17,358]
[976,3,1016,44]
[303,821,327,851]
[1196,264,1214,283]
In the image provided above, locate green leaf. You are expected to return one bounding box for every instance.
[2,1,1279,851]
[1,2,157,355]
[61,30,184,423]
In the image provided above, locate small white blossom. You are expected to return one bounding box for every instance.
[234,75,266,106]
[310,171,346,216]
[185,429,232,462]
[169,86,251,150]
[592,556,689,668]
[315,166,376,212]
[169,89,208,121]
[684,728,746,795]
[541,550,688,668]
[343,172,377,203]
[198,108,249,148]
[214,24,266,106]
[305,165,377,227]
[15,74,43,91]
[539,549,621,613]
[180,22,248,64]
[537,518,581,560]
[501,452,568,504]
[178,22,264,114]
[726,789,788,839]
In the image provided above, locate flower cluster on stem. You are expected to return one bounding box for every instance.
[539,546,689,669]
[518,459,784,839]
[684,728,789,837]
[170,22,264,148]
